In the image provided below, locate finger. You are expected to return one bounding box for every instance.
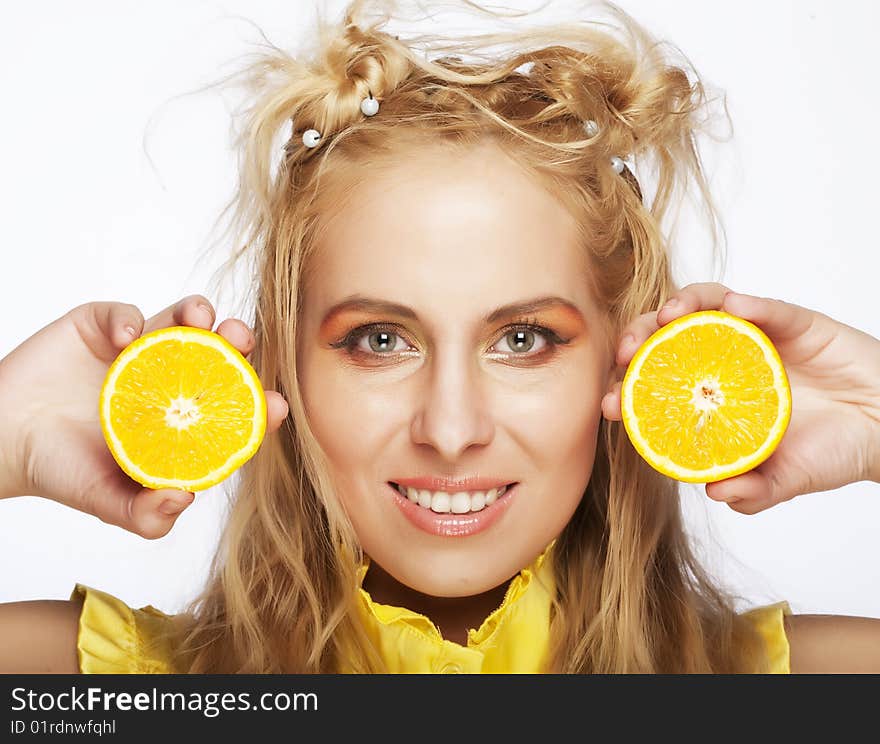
[704,466,793,516]
[215,318,256,359]
[656,281,732,324]
[615,314,660,367]
[130,488,196,540]
[142,295,216,336]
[616,283,732,369]
[69,302,145,363]
[86,477,195,540]
[266,390,290,433]
[102,303,144,349]
[721,292,815,344]
[601,381,622,422]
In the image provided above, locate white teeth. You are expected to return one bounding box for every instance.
[430,492,451,513]
[451,492,471,513]
[396,483,513,514]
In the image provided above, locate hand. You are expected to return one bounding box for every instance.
[0,295,289,538]
[602,282,880,514]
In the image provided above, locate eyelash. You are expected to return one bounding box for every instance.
[331,317,569,363]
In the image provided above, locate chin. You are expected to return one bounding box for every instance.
[377,541,536,598]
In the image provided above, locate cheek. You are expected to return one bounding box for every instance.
[509,368,604,523]
[509,363,604,462]
[298,357,408,475]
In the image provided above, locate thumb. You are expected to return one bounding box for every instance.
[85,475,195,539]
[704,457,801,515]
[132,487,196,539]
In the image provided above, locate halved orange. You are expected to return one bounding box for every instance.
[99,326,267,492]
[620,310,791,483]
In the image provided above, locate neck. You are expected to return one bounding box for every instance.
[361,560,514,646]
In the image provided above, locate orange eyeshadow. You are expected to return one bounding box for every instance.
[318,296,589,343]
[320,311,398,342]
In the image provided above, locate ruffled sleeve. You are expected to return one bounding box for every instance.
[741,600,792,674]
[69,583,179,674]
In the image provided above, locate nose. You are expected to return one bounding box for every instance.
[409,345,495,462]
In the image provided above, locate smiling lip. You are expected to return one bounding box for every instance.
[387,481,517,537]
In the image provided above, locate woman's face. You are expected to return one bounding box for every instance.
[296,141,614,597]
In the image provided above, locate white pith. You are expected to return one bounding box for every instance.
[165,395,203,430]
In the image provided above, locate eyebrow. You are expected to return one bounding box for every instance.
[320,294,584,327]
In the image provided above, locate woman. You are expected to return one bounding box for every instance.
[0,0,878,673]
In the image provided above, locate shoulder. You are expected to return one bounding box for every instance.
[69,583,184,674]
[0,598,83,672]
[784,611,880,673]
[739,601,880,673]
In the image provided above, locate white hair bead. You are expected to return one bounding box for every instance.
[360,92,380,116]
[610,156,625,174]
[583,120,599,137]
[302,129,322,148]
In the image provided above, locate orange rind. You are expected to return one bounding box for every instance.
[99,326,267,491]
[620,311,791,483]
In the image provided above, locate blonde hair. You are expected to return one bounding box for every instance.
[171,0,768,673]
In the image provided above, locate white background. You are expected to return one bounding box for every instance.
[0,0,877,618]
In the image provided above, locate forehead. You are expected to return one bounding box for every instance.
[308,142,595,319]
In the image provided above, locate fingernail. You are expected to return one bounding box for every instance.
[197,303,212,319]
[158,499,187,516]
[662,298,679,310]
[622,334,636,349]
[123,325,137,338]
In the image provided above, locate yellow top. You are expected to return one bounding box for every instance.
[69,545,791,674]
